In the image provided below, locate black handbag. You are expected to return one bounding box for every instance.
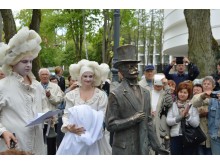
[181,119,207,147]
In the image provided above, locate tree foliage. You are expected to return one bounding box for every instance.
[1,9,166,76]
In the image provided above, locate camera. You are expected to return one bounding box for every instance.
[10,133,16,149]
[210,91,220,98]
[176,57,184,64]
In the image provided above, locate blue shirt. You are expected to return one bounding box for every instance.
[208,97,220,139]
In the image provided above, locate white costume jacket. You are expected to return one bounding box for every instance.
[0,72,48,154]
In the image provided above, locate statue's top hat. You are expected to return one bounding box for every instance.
[113,44,140,69]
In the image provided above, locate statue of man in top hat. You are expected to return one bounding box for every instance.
[105,44,169,155]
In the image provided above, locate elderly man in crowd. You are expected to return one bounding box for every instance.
[39,68,64,155]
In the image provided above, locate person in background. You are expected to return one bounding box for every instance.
[54,66,66,148]
[0,67,5,80]
[60,59,112,155]
[151,74,173,153]
[105,44,169,155]
[0,27,48,154]
[168,80,177,101]
[191,76,215,155]
[193,83,203,95]
[97,63,111,97]
[139,64,155,91]
[56,75,78,148]
[39,68,64,155]
[166,81,200,155]
[164,57,200,86]
[207,90,220,154]
[55,66,66,92]
[191,79,205,155]
[39,68,63,112]
[50,75,59,84]
[211,60,220,91]
[65,75,78,93]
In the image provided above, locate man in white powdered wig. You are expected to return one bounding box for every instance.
[0,27,49,154]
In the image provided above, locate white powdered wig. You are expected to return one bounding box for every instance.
[99,63,110,82]
[0,27,41,75]
[69,59,110,87]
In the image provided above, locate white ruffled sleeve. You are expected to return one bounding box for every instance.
[61,91,75,133]
[0,89,7,136]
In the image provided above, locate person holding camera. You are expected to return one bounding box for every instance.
[192,76,220,155]
[211,60,220,91]
[191,76,216,155]
[164,57,200,86]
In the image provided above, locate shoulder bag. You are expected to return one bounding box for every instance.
[181,118,207,147]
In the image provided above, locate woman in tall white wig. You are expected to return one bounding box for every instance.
[0,27,48,154]
[57,59,112,155]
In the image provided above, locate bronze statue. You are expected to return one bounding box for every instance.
[105,44,169,155]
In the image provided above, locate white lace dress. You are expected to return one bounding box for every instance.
[61,87,112,155]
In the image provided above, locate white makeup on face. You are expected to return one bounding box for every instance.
[81,71,94,86]
[13,56,34,77]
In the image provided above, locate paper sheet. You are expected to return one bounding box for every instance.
[25,109,63,127]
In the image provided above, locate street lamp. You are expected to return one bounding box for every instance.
[111,9,120,82]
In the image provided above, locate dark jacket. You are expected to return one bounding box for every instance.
[164,63,199,86]
[105,79,167,155]
[211,72,220,91]
[56,75,66,92]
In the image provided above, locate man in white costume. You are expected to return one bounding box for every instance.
[0,27,48,154]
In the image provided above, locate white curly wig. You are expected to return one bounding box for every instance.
[69,59,110,87]
[0,27,41,75]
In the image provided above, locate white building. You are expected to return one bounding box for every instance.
[163,9,220,59]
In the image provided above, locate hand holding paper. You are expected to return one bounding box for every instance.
[26,109,63,127]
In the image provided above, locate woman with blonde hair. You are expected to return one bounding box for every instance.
[57,59,111,155]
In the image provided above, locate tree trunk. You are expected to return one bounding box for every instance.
[147,9,155,64]
[0,9,16,44]
[184,9,215,77]
[29,9,41,80]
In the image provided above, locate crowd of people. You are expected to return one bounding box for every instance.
[0,27,220,155]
